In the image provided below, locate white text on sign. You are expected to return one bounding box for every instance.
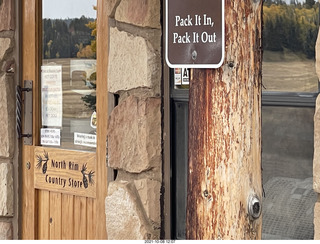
[173,13,217,44]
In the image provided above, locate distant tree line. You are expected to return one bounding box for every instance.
[264,0,316,8]
[263,0,319,58]
[42,16,95,59]
[80,10,97,111]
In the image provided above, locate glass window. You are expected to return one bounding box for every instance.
[41,0,97,151]
[261,106,316,240]
[263,0,319,92]
[261,0,318,240]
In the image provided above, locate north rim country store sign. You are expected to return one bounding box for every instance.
[34,147,96,198]
[165,0,225,68]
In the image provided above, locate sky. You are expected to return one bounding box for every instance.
[43,0,96,19]
[42,0,310,19]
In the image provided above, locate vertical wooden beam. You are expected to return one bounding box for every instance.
[186,0,263,240]
[38,190,50,239]
[61,195,74,239]
[86,198,96,239]
[21,0,40,239]
[73,196,87,239]
[21,146,36,239]
[95,0,109,239]
[49,192,62,239]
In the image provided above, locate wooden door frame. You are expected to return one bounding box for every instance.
[21,0,108,239]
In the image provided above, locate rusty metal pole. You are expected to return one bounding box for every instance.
[186,0,263,240]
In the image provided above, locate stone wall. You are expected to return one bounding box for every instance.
[314,1,320,237]
[314,69,320,239]
[0,0,15,240]
[105,0,162,240]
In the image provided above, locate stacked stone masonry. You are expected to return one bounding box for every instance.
[105,0,162,240]
[0,0,15,240]
[0,0,14,31]
[108,95,161,174]
[108,27,161,96]
[0,222,12,240]
[315,4,320,237]
[105,181,160,239]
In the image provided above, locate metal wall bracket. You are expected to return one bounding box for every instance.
[16,80,33,145]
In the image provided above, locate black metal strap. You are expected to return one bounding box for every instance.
[16,85,32,139]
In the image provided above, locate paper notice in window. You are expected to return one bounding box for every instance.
[74,132,97,148]
[182,68,190,85]
[174,68,182,85]
[41,128,61,146]
[41,65,63,127]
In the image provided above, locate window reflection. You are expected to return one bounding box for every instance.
[263,0,319,92]
[41,1,97,151]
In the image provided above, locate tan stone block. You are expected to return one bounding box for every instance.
[0,74,15,158]
[0,163,13,216]
[105,181,159,240]
[134,179,161,224]
[115,0,161,29]
[0,222,12,240]
[106,0,121,17]
[314,95,320,193]
[316,28,320,193]
[108,27,161,95]
[316,28,320,80]
[0,0,14,31]
[108,95,161,173]
[315,199,320,240]
[0,38,12,61]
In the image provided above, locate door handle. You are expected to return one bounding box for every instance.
[16,80,33,145]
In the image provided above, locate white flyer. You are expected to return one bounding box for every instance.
[174,68,182,85]
[182,68,190,85]
[74,132,97,148]
[41,65,63,127]
[40,128,61,146]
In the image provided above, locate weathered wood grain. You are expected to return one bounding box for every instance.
[186,0,263,240]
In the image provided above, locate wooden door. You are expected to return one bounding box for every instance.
[21,0,108,239]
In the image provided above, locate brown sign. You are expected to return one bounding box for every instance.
[165,0,224,68]
[34,147,96,198]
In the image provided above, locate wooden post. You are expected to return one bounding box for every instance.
[186,1,263,240]
[95,0,109,239]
